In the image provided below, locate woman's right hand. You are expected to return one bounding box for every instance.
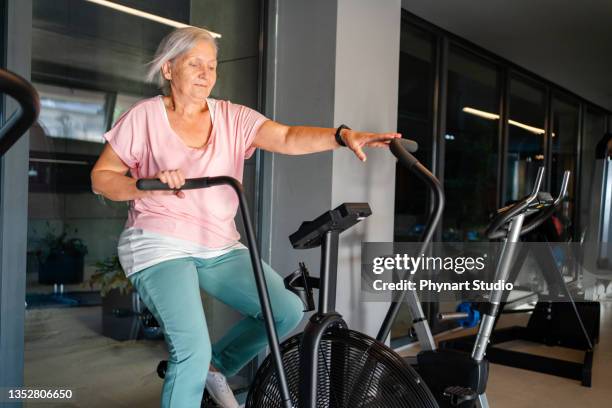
[91,144,187,201]
[147,169,186,198]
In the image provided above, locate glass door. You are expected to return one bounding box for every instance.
[24,0,264,403]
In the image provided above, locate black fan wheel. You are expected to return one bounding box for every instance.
[246,326,438,408]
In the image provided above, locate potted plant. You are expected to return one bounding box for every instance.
[88,255,133,297]
[36,224,88,285]
[88,256,161,341]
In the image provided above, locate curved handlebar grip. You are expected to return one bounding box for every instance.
[0,69,41,157]
[376,137,444,343]
[398,138,418,153]
[521,170,571,235]
[390,138,419,169]
[136,177,211,190]
[486,167,546,240]
[529,167,546,198]
[558,170,570,201]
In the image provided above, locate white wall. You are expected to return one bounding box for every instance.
[332,0,401,335]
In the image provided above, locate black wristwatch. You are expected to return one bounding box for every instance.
[335,124,351,147]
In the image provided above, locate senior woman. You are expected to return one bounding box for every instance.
[91,27,400,408]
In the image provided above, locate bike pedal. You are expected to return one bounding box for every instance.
[443,385,477,407]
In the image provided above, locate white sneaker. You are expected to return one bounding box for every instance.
[205,371,241,408]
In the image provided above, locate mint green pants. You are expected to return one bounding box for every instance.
[128,249,304,408]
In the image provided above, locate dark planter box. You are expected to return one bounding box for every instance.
[102,288,140,341]
[38,253,84,284]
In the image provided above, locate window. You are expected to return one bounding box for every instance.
[392,22,437,344]
[443,47,500,242]
[550,94,580,239]
[506,77,546,202]
[393,10,612,349]
[112,93,142,125]
[394,23,436,242]
[578,109,607,239]
[36,82,107,143]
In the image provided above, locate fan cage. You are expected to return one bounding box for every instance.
[245,326,439,408]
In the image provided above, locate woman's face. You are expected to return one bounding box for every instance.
[163,40,217,101]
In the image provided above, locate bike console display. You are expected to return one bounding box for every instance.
[289,203,371,249]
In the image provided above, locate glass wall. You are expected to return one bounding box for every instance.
[392,22,436,343]
[394,24,436,242]
[443,47,500,242]
[506,77,546,202]
[25,0,263,403]
[579,109,608,240]
[550,95,580,240]
[393,11,612,344]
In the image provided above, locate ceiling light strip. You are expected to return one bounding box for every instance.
[462,107,546,135]
[84,0,222,38]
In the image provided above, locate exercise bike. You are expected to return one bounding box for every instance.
[137,138,440,408]
[376,165,571,408]
[438,175,599,388]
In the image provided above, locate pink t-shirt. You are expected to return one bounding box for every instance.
[104,95,269,248]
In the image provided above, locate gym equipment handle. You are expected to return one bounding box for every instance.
[389,138,419,169]
[137,177,212,190]
[377,138,445,343]
[520,170,570,235]
[438,302,481,328]
[438,312,469,321]
[486,169,570,240]
[0,69,40,157]
[486,167,545,240]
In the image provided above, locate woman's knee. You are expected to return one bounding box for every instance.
[171,336,212,370]
[274,292,304,335]
[193,338,213,363]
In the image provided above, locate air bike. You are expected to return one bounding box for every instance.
[138,139,440,408]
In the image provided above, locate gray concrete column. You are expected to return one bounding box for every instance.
[260,0,337,278]
[263,0,402,337]
[332,0,401,335]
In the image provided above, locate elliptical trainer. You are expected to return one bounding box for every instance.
[377,164,572,408]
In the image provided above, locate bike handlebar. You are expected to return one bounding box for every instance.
[520,170,570,236]
[486,168,570,240]
[0,69,40,157]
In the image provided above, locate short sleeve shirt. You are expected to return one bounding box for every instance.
[103,95,268,248]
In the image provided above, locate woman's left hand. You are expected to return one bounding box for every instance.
[341,130,402,162]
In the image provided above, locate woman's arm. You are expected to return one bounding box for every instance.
[91,144,186,201]
[90,143,148,201]
[252,120,401,162]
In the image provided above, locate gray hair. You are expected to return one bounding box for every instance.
[146,27,218,95]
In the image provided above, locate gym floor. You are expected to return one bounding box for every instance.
[23,301,611,407]
[400,302,612,408]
